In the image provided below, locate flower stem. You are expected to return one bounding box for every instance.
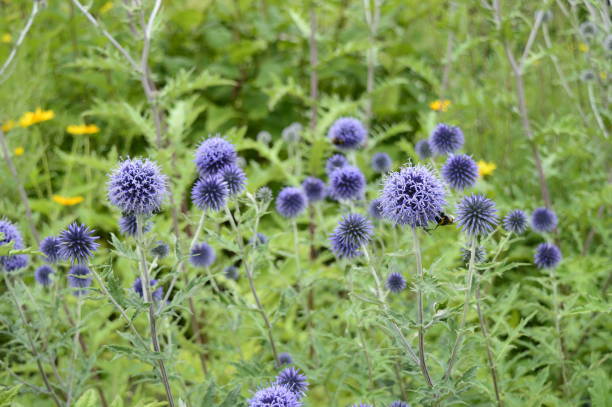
[548,266,570,396]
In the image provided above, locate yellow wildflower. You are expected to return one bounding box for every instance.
[19,108,55,127]
[100,1,113,13]
[52,195,84,206]
[13,146,24,156]
[429,99,451,112]
[66,124,100,135]
[478,160,497,177]
[2,120,16,132]
[600,72,607,81]
[578,43,589,53]
[1,33,11,43]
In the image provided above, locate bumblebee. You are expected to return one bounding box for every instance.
[331,137,344,146]
[425,211,455,232]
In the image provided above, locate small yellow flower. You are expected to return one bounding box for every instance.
[66,124,100,135]
[13,146,24,156]
[100,1,113,13]
[600,72,607,81]
[19,108,55,127]
[429,99,451,112]
[52,195,84,206]
[578,43,589,53]
[2,120,16,132]
[1,33,11,43]
[478,160,497,177]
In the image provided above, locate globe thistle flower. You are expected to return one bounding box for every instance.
[389,402,410,407]
[224,265,239,281]
[151,241,169,258]
[278,352,293,365]
[119,214,151,236]
[379,165,446,227]
[194,136,238,177]
[371,152,392,173]
[455,194,498,236]
[442,154,478,190]
[504,210,528,234]
[257,131,272,145]
[368,198,383,220]
[132,277,164,301]
[191,175,229,211]
[276,187,307,218]
[460,246,487,265]
[221,165,247,196]
[40,236,64,263]
[250,233,269,247]
[35,265,55,286]
[531,207,557,233]
[325,154,348,175]
[256,186,273,204]
[0,219,28,272]
[190,242,215,268]
[59,222,99,264]
[330,213,373,259]
[534,242,562,269]
[580,70,596,82]
[579,21,597,38]
[282,122,303,143]
[108,158,167,215]
[67,264,92,296]
[415,139,433,160]
[275,367,309,397]
[329,166,365,201]
[430,123,464,155]
[386,272,406,293]
[302,177,325,203]
[248,384,301,407]
[328,117,366,150]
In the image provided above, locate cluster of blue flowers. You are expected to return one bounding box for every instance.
[249,367,309,407]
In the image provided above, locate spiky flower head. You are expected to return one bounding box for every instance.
[415,139,433,160]
[35,265,55,286]
[330,213,373,259]
[40,236,64,264]
[282,122,303,143]
[190,242,215,268]
[108,158,167,215]
[379,165,446,227]
[328,117,366,150]
[191,175,229,211]
[302,177,326,203]
[389,402,410,407]
[430,123,464,155]
[221,165,247,196]
[534,242,562,269]
[442,154,478,190]
[257,131,272,145]
[580,70,596,82]
[278,352,293,365]
[224,266,239,281]
[59,222,99,264]
[325,154,348,175]
[456,194,498,236]
[386,272,406,293]
[119,214,151,236]
[276,187,307,218]
[250,233,269,247]
[460,246,487,265]
[256,186,273,203]
[67,264,92,296]
[579,21,597,38]
[531,207,557,233]
[132,277,164,301]
[368,198,383,220]
[195,136,238,177]
[504,210,528,234]
[371,152,392,173]
[0,218,28,272]
[275,367,309,398]
[329,166,365,201]
[248,384,302,407]
[151,241,169,258]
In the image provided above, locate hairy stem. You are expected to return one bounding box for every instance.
[548,266,569,396]
[309,7,318,131]
[0,0,40,79]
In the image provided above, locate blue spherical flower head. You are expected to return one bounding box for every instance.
[35,265,55,286]
[442,154,478,190]
[386,272,406,293]
[192,175,229,211]
[368,198,383,220]
[194,136,238,177]
[250,233,269,247]
[67,264,92,296]
[379,165,446,227]
[534,243,562,269]
[132,277,164,301]
[0,218,28,272]
[371,152,392,173]
[456,194,498,236]
[151,241,169,258]
[430,123,464,155]
[221,165,247,196]
[460,246,487,265]
[249,384,301,407]
[329,166,365,201]
[389,402,410,407]
[108,158,167,215]
[190,242,215,268]
[328,117,366,150]
[224,265,239,280]
[302,177,325,203]
[504,210,528,234]
[276,187,307,218]
[325,154,348,175]
[275,367,309,397]
[119,214,151,236]
[415,139,433,160]
[330,213,373,259]
[531,207,557,233]
[59,222,99,264]
[40,236,64,263]
[278,352,293,365]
